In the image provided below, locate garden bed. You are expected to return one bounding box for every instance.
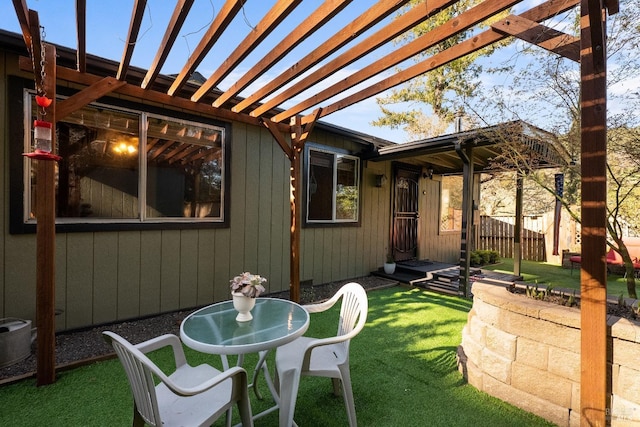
[457,281,640,426]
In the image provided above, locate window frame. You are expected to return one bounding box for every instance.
[303,143,361,226]
[9,77,231,234]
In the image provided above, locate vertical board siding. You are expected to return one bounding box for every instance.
[213,229,232,302]
[3,236,37,319]
[257,128,274,288]
[92,232,119,324]
[66,234,95,329]
[196,230,215,306]
[229,123,247,276]
[159,230,181,313]
[178,229,199,308]
[139,231,162,316]
[117,232,142,319]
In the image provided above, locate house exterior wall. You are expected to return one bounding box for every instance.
[417,175,481,264]
[0,47,398,331]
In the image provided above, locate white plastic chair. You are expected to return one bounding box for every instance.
[103,331,253,427]
[274,282,368,427]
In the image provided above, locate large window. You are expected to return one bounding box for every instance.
[440,175,463,232]
[23,91,226,226]
[306,146,359,223]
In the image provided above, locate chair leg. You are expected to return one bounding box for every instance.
[277,368,302,427]
[237,396,254,427]
[338,367,357,427]
[331,378,342,396]
[132,408,145,427]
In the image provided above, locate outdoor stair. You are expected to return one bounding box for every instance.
[372,262,484,296]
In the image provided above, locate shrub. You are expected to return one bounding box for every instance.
[470,250,499,266]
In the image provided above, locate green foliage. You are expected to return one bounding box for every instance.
[470,250,500,266]
[372,0,512,138]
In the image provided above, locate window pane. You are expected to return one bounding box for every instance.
[440,175,463,231]
[29,99,140,219]
[146,117,224,219]
[307,150,334,220]
[336,155,358,220]
[306,147,359,223]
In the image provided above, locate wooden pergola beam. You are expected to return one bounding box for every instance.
[12,0,31,50]
[56,77,126,120]
[491,15,580,63]
[262,119,293,161]
[19,57,290,133]
[319,0,579,119]
[272,0,522,123]
[212,0,353,108]
[191,0,302,103]
[251,0,456,118]
[75,0,86,72]
[232,0,407,114]
[141,0,195,89]
[116,0,147,81]
[167,0,244,96]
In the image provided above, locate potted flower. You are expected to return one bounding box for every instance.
[230,272,267,321]
[384,253,396,274]
[230,272,267,298]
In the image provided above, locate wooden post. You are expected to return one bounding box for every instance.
[457,144,474,297]
[36,43,57,386]
[513,173,523,277]
[580,0,608,424]
[289,117,303,303]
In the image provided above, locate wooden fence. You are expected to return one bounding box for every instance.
[477,215,546,261]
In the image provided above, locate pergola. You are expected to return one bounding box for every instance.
[10,0,617,424]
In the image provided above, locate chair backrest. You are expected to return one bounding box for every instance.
[103,332,162,427]
[335,282,368,349]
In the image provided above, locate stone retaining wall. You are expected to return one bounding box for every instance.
[457,281,640,426]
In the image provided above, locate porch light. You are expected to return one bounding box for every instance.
[113,141,137,155]
[423,167,434,179]
[375,174,387,187]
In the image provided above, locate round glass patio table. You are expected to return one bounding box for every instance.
[180,297,309,355]
[180,297,310,424]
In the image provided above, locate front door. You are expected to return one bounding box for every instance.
[392,165,420,262]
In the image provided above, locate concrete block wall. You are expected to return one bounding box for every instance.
[457,281,640,426]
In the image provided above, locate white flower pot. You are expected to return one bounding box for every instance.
[232,292,256,322]
[384,262,396,274]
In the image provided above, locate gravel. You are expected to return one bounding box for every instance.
[0,276,397,383]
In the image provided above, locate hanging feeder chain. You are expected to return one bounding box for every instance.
[29,26,48,116]
[39,27,47,117]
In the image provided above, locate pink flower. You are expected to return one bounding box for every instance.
[230,272,266,298]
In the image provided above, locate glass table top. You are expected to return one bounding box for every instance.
[180,298,309,355]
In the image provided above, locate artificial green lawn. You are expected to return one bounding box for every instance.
[0,286,555,426]
[482,257,636,298]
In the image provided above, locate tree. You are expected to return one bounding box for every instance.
[472,0,640,298]
[371,0,510,139]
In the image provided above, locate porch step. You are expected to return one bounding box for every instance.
[412,277,461,296]
[431,268,482,282]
